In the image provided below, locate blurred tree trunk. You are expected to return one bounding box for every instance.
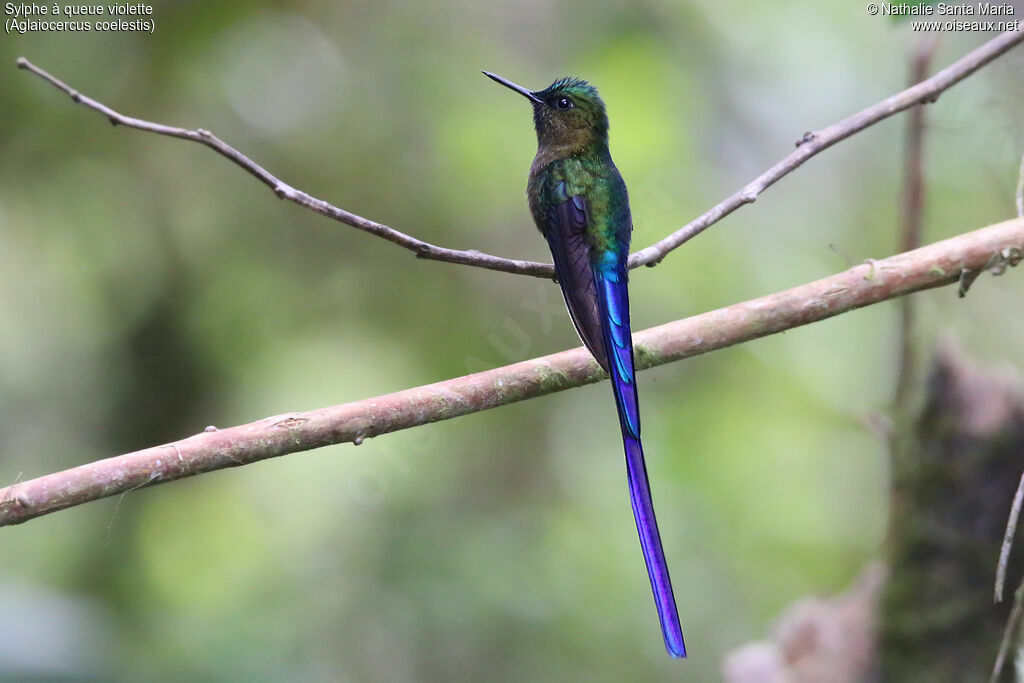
[881,340,1024,682]
[724,341,1024,682]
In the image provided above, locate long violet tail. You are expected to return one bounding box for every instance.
[595,259,687,658]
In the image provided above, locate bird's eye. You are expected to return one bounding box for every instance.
[555,97,573,110]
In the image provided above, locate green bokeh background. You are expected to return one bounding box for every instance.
[1,2,1022,680]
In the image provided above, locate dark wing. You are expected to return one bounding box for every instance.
[545,178,686,656]
[542,182,608,370]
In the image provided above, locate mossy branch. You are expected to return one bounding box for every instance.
[1,218,1022,527]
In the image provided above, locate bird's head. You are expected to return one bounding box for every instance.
[483,72,609,150]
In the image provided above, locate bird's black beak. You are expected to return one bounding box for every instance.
[482,71,543,104]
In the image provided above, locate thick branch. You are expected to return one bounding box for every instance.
[2,218,1021,527]
[16,27,1024,278]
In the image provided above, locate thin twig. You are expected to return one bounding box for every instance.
[13,57,552,278]
[894,34,941,408]
[1,217,1021,528]
[996,470,1024,602]
[628,27,1023,268]
[991,578,1024,683]
[1016,152,1024,218]
[16,26,1024,278]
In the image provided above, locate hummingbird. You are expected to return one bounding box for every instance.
[483,71,686,658]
